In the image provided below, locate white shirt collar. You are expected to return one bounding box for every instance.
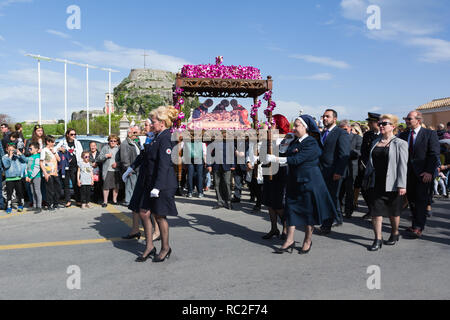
[298,134,309,143]
[326,124,336,132]
[413,126,421,135]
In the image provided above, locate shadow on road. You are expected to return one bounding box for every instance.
[175,213,280,250]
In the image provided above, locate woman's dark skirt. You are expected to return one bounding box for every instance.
[128,187,178,217]
[262,180,286,210]
[368,188,403,217]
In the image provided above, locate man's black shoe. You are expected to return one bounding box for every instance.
[252,205,261,213]
[362,213,371,220]
[317,227,331,235]
[231,197,241,203]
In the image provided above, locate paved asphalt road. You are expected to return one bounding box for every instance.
[0,190,449,300]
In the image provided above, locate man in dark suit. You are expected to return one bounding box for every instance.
[319,109,351,234]
[231,135,248,203]
[339,120,362,218]
[356,113,381,220]
[399,111,440,238]
[207,140,235,210]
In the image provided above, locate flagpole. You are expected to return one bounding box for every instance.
[64,61,68,133]
[38,57,42,125]
[86,66,89,135]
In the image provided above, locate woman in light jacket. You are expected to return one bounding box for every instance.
[364,114,408,251]
[97,135,121,207]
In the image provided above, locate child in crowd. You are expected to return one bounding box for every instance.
[2,143,27,214]
[78,151,94,209]
[434,168,448,197]
[40,136,61,211]
[26,142,42,214]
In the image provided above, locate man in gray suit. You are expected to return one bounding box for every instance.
[339,120,362,218]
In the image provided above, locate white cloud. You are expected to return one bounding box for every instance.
[279,73,334,81]
[0,35,4,41]
[275,101,350,122]
[339,0,449,61]
[289,54,350,69]
[63,40,189,72]
[407,37,450,63]
[340,0,367,21]
[0,0,32,9]
[46,29,70,39]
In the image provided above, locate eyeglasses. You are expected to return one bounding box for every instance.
[69,133,77,136]
[403,117,415,121]
[110,140,118,143]
[378,122,392,127]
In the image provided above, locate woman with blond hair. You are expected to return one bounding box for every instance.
[351,122,363,137]
[363,114,408,251]
[130,106,179,263]
[98,134,121,207]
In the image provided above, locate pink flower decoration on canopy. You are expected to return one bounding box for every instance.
[250,100,262,118]
[181,61,262,80]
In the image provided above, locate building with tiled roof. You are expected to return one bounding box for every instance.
[417,97,450,128]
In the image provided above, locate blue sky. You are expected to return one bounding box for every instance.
[0,0,449,123]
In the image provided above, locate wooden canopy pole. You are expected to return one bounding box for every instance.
[175,90,184,196]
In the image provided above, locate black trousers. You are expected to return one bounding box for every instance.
[213,167,232,206]
[6,180,24,207]
[45,176,60,206]
[322,177,344,228]
[92,180,102,203]
[407,171,432,231]
[63,167,80,203]
[233,167,245,200]
[249,177,262,207]
[340,173,357,214]
[80,185,91,204]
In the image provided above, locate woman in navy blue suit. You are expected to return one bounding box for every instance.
[129,106,179,263]
[267,115,337,254]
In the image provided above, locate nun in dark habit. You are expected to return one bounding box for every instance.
[266,115,337,255]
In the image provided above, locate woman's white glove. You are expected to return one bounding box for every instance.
[150,189,160,198]
[122,167,135,182]
[266,154,278,163]
[266,155,287,165]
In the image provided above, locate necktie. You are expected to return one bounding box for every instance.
[409,130,415,154]
[322,130,329,143]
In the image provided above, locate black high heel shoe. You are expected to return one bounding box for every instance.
[122,232,142,240]
[274,242,295,254]
[262,229,280,240]
[368,239,383,252]
[384,234,400,246]
[153,248,172,263]
[135,247,157,262]
[299,242,312,255]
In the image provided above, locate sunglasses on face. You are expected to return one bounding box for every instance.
[403,117,415,121]
[110,140,118,143]
[69,133,77,136]
[378,122,392,127]
[84,156,90,159]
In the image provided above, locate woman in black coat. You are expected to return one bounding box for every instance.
[129,106,179,263]
[267,115,337,254]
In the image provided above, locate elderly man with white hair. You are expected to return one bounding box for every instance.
[120,125,142,206]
